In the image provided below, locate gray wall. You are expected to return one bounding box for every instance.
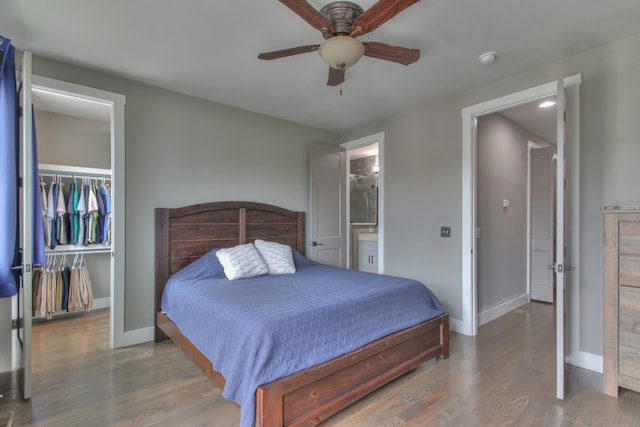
[477,114,528,312]
[35,111,110,169]
[340,32,640,357]
[29,56,338,332]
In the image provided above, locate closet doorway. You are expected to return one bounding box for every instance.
[29,75,125,351]
[341,132,385,273]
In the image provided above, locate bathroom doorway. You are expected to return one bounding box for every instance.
[341,132,385,273]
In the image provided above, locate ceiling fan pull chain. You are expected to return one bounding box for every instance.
[340,84,343,96]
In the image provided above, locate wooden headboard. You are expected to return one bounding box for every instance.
[154,201,305,337]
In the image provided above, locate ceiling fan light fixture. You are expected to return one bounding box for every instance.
[319,35,365,69]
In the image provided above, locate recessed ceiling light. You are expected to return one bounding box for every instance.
[539,101,556,108]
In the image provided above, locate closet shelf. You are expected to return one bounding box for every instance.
[45,245,111,255]
[39,163,111,177]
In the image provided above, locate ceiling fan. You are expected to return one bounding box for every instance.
[258,0,422,86]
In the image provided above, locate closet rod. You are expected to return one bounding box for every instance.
[39,172,110,181]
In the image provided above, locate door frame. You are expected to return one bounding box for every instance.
[460,74,581,337]
[340,132,385,273]
[29,75,127,349]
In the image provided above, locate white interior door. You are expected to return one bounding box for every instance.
[530,146,555,303]
[309,142,346,267]
[555,80,567,400]
[15,51,33,399]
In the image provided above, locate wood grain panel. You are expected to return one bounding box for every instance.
[620,254,640,287]
[603,213,620,396]
[170,238,238,258]
[169,223,239,241]
[620,214,640,253]
[170,209,239,224]
[619,315,640,349]
[282,328,441,425]
[620,286,640,317]
[619,345,640,385]
[246,209,299,224]
[247,223,298,237]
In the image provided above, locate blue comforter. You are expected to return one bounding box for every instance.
[161,250,445,427]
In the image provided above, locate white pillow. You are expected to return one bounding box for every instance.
[254,239,296,275]
[215,243,269,280]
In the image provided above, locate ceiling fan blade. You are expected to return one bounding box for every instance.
[364,42,420,65]
[351,0,421,36]
[258,45,320,60]
[327,67,346,86]
[279,0,334,34]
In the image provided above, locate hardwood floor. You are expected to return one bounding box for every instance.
[1,303,639,426]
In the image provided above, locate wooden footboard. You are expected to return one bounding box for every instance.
[157,311,449,427]
[256,314,448,427]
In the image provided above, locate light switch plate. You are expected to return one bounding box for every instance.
[441,226,451,238]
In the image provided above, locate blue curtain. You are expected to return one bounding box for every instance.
[0,36,45,298]
[0,35,19,298]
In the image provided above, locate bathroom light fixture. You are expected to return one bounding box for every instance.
[539,100,556,108]
[319,36,365,70]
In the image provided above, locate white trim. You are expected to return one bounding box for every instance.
[92,297,110,310]
[566,82,582,375]
[460,74,581,337]
[448,317,465,334]
[32,75,127,349]
[527,143,532,298]
[118,327,155,348]
[567,351,603,373]
[340,132,386,274]
[38,163,111,176]
[478,294,530,326]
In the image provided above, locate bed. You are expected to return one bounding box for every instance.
[155,201,449,427]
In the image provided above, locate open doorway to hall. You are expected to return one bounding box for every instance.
[476,97,557,326]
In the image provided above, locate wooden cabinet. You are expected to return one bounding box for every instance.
[603,211,640,396]
[359,240,378,273]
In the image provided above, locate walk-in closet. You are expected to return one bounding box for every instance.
[32,82,113,329]
[23,72,126,360]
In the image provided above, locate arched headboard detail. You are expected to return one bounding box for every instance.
[155,201,305,339]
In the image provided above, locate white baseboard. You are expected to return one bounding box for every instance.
[92,297,110,310]
[478,293,529,326]
[448,317,466,334]
[567,350,603,373]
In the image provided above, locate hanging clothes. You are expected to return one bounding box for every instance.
[56,180,67,245]
[100,183,112,244]
[76,180,86,245]
[40,180,51,248]
[67,182,78,245]
[47,181,59,249]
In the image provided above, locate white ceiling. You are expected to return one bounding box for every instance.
[3,0,640,133]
